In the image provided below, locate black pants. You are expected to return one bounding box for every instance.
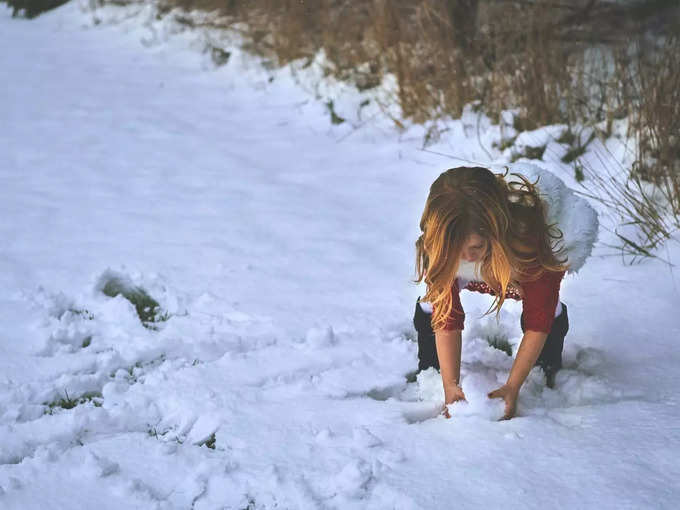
[413,299,569,374]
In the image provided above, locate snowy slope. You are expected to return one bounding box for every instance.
[1,2,679,509]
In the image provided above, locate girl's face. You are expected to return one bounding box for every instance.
[461,233,489,263]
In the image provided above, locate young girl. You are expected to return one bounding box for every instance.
[413,165,597,420]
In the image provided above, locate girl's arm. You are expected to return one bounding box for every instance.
[488,269,563,419]
[430,279,466,417]
[488,330,548,420]
[507,330,549,390]
[435,328,466,407]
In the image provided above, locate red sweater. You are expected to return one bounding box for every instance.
[438,269,565,333]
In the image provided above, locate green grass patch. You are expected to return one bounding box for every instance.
[524,145,546,160]
[561,144,587,164]
[44,390,103,414]
[210,46,231,67]
[486,335,513,356]
[117,354,168,383]
[325,100,345,125]
[574,162,585,182]
[561,131,595,164]
[100,275,169,329]
[241,496,257,510]
[404,370,418,383]
[199,433,217,450]
[147,426,170,439]
[494,135,518,152]
[511,144,546,162]
[68,308,95,320]
[556,129,576,145]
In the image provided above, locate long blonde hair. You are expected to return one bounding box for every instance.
[414,166,568,330]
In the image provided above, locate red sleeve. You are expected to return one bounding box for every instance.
[433,278,465,331]
[521,269,565,333]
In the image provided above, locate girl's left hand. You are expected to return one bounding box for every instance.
[488,384,519,420]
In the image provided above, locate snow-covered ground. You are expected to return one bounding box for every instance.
[1,3,679,509]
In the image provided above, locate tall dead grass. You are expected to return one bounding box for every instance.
[581,33,680,259]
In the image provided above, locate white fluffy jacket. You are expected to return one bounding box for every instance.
[495,162,599,274]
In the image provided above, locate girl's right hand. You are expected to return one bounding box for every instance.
[441,384,467,419]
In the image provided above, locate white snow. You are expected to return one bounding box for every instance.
[1,2,679,509]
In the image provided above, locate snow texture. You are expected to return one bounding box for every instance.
[0,2,679,510]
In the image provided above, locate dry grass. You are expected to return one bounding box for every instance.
[580,33,680,260]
